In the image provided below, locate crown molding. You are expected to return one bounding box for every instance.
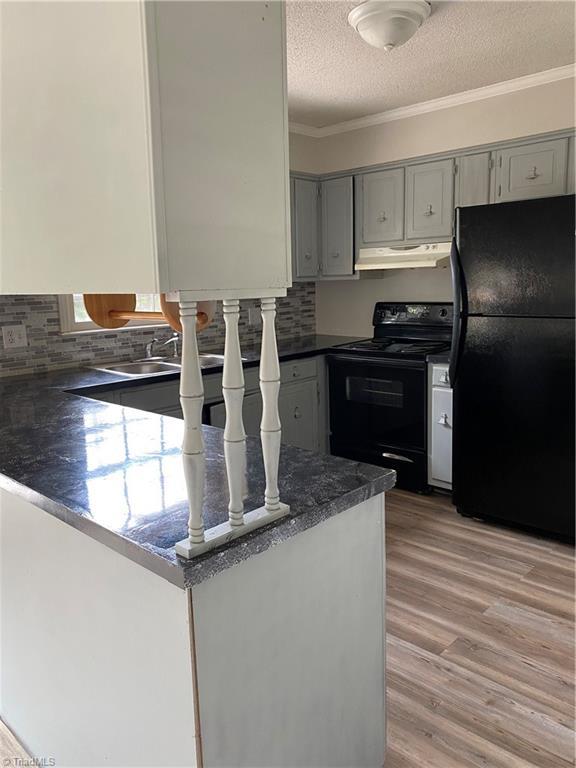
[289,64,575,138]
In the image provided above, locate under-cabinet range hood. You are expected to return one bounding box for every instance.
[356,242,451,271]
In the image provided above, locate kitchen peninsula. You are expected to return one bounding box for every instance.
[0,2,395,764]
[0,353,395,767]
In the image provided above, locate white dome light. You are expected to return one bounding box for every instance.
[348,0,432,52]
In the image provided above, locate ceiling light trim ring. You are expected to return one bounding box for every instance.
[348,0,432,52]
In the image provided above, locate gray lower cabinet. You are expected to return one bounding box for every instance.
[406,158,454,240]
[321,176,353,276]
[293,178,320,278]
[210,378,319,451]
[455,152,492,207]
[495,138,568,202]
[356,168,404,246]
[278,379,319,450]
[104,357,322,452]
[209,391,262,438]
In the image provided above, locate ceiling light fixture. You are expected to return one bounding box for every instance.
[348,0,432,52]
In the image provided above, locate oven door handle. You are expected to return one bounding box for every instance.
[381,452,414,464]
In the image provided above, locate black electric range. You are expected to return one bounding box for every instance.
[327,302,453,492]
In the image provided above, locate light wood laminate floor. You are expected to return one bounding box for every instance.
[2,489,574,767]
[385,489,575,768]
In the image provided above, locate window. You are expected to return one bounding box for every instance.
[59,294,168,333]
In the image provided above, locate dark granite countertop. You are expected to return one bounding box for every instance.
[0,335,395,588]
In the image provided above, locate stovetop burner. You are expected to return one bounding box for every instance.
[336,338,451,359]
[332,302,453,361]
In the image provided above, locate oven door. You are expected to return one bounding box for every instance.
[328,355,426,452]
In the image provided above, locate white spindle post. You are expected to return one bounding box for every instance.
[175,299,205,553]
[175,292,288,560]
[223,299,246,526]
[259,297,282,512]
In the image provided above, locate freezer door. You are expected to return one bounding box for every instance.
[456,195,575,318]
[452,316,574,538]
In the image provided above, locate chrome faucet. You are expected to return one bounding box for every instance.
[160,332,180,359]
[144,338,160,359]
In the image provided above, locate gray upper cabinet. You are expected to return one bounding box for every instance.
[293,178,320,278]
[321,177,353,277]
[495,138,568,202]
[455,152,492,208]
[567,137,575,195]
[356,168,404,246]
[406,158,454,240]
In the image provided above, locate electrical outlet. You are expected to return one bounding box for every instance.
[248,308,262,328]
[2,325,28,349]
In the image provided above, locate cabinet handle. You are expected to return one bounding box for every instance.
[331,251,340,259]
[294,406,302,419]
[424,204,434,217]
[526,166,540,180]
[441,372,450,384]
[377,211,387,222]
[292,367,300,378]
[304,253,312,260]
[437,413,450,426]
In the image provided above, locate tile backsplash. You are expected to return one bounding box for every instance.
[0,284,316,378]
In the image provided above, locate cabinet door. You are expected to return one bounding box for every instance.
[406,159,454,240]
[293,178,320,278]
[455,153,491,207]
[495,138,568,202]
[568,137,575,195]
[278,379,318,451]
[430,387,452,485]
[357,169,404,245]
[209,392,262,438]
[321,177,353,276]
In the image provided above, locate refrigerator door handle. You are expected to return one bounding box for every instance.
[449,236,464,387]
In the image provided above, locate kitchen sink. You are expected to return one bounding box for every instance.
[93,353,249,377]
[93,360,182,377]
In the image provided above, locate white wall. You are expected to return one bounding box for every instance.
[310,78,575,174]
[317,269,452,337]
[288,77,575,336]
[289,132,323,174]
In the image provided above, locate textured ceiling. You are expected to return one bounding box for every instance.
[286,0,575,127]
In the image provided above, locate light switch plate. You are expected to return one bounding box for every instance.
[2,325,28,349]
[248,308,262,328]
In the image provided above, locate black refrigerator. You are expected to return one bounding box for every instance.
[450,195,575,540]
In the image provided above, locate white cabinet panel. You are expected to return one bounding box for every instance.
[430,386,452,487]
[568,136,575,195]
[2,2,290,296]
[406,159,454,240]
[357,169,405,245]
[455,153,491,208]
[495,138,568,202]
[321,177,354,276]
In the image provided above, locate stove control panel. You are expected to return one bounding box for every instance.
[373,302,453,326]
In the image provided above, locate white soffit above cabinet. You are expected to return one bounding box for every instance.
[286,0,575,133]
